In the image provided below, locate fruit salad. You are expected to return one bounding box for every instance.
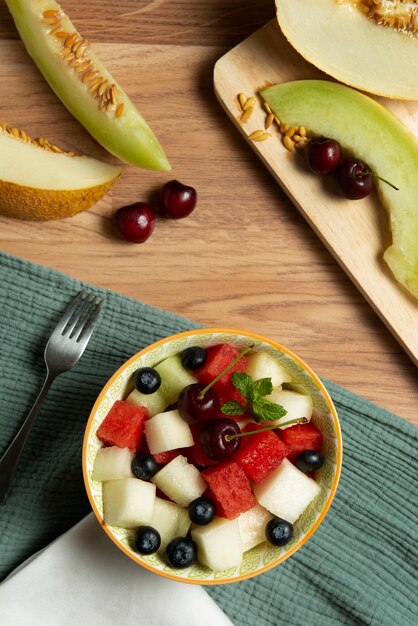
[90,341,327,573]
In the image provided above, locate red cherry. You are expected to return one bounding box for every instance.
[159,180,197,219]
[335,158,373,199]
[114,203,156,243]
[199,418,241,460]
[306,138,342,175]
[177,384,220,425]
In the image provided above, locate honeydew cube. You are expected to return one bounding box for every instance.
[151,497,191,551]
[253,459,320,524]
[103,478,156,528]
[237,504,273,552]
[92,446,134,482]
[155,355,197,405]
[191,517,243,571]
[266,388,313,428]
[151,455,206,507]
[144,409,194,454]
[126,387,168,417]
[246,352,292,387]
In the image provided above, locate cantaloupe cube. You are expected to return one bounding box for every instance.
[151,498,191,551]
[151,455,206,507]
[92,446,134,482]
[103,478,156,528]
[253,459,320,524]
[237,504,273,552]
[191,517,243,571]
[126,387,168,417]
[155,355,197,405]
[144,409,194,454]
[245,352,292,387]
[266,388,313,428]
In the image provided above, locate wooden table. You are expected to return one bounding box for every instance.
[0,0,416,425]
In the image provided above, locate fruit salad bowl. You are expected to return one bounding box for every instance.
[83,328,342,585]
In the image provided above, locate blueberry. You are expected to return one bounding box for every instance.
[295,450,324,472]
[131,453,159,481]
[134,526,161,555]
[266,518,293,547]
[134,367,161,394]
[181,347,207,371]
[166,537,197,569]
[188,496,216,525]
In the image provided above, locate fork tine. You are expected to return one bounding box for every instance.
[74,297,105,343]
[65,292,96,338]
[54,290,85,332]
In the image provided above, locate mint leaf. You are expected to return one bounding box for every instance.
[230,369,288,423]
[251,398,287,422]
[252,377,273,398]
[221,400,245,416]
[230,372,253,398]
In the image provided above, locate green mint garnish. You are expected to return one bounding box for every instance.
[221,371,287,422]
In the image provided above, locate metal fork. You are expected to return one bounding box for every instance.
[0,290,105,504]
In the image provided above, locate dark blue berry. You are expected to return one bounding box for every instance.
[134,526,161,554]
[295,450,324,472]
[131,453,159,481]
[266,518,293,547]
[166,537,197,569]
[181,347,207,370]
[188,496,216,525]
[134,367,161,394]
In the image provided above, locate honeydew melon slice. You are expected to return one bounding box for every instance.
[126,387,168,418]
[150,498,191,551]
[261,80,418,300]
[92,446,134,482]
[0,126,121,220]
[5,0,170,171]
[266,388,313,428]
[103,478,156,528]
[237,504,273,552]
[154,356,197,406]
[151,455,206,507]
[191,517,243,571]
[144,409,194,454]
[275,0,418,100]
[245,352,292,387]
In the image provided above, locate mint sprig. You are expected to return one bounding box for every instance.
[221,371,287,422]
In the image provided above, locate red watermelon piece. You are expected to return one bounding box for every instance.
[233,422,289,483]
[195,344,248,391]
[96,400,149,452]
[201,461,255,519]
[277,422,323,463]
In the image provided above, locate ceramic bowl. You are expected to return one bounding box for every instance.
[82,328,342,585]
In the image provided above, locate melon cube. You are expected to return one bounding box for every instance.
[237,504,273,552]
[151,498,191,551]
[265,389,313,428]
[191,517,243,571]
[103,478,156,528]
[155,355,197,405]
[151,455,206,506]
[245,352,292,387]
[96,400,148,451]
[92,446,134,482]
[233,422,289,483]
[253,459,321,524]
[201,461,255,519]
[126,387,168,417]
[144,409,194,454]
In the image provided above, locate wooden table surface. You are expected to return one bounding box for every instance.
[0,0,417,425]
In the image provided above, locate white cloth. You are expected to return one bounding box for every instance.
[0,514,233,626]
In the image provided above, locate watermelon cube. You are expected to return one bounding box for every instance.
[277,422,323,463]
[233,422,289,483]
[195,344,248,390]
[202,461,255,519]
[96,400,149,452]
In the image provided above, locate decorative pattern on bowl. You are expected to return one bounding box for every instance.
[83,328,342,585]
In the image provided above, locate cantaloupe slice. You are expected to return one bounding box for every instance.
[0,122,122,220]
[275,0,418,100]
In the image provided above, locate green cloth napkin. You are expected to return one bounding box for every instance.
[0,252,416,626]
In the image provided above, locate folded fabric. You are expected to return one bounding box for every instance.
[0,514,232,626]
[0,252,417,626]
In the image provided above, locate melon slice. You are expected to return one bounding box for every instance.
[245,352,292,387]
[126,387,168,418]
[237,504,273,552]
[275,0,418,100]
[0,124,121,220]
[5,0,170,171]
[92,446,134,482]
[154,356,197,406]
[151,455,206,507]
[261,80,418,300]
[103,478,156,528]
[266,388,313,428]
[150,498,191,551]
[191,517,243,571]
[144,409,194,454]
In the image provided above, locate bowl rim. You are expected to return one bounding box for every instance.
[82,327,343,585]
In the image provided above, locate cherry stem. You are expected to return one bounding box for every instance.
[198,345,253,400]
[357,169,399,191]
[225,417,308,441]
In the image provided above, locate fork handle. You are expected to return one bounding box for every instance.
[0,372,56,504]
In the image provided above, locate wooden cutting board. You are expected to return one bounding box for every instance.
[214,19,418,366]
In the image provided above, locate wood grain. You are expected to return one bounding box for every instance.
[214,19,418,365]
[0,1,416,425]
